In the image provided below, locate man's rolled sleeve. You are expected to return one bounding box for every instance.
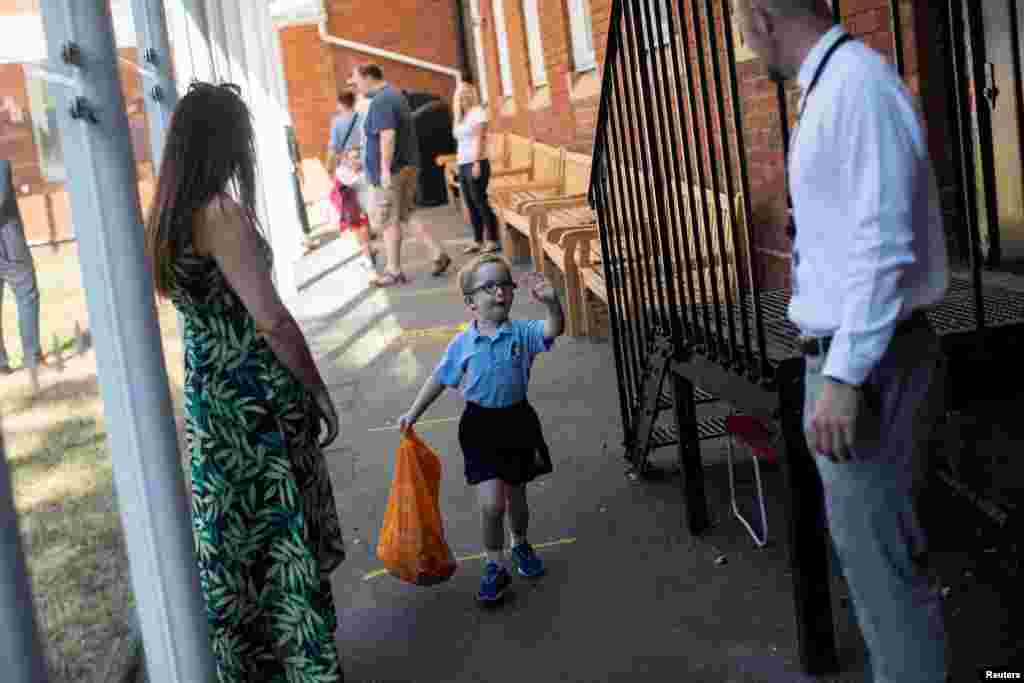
[823,82,917,386]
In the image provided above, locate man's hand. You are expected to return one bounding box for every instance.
[807,379,860,462]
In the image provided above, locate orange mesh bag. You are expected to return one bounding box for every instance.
[376,428,457,585]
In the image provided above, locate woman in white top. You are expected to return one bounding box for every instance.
[452,83,499,254]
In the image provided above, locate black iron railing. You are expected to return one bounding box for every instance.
[588,0,999,447]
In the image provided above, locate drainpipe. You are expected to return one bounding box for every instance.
[453,0,471,81]
[316,18,461,82]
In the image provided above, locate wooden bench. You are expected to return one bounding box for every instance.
[579,184,744,340]
[437,132,512,208]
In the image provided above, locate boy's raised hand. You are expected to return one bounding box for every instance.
[523,271,557,304]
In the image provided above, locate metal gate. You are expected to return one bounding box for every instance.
[588,0,1024,455]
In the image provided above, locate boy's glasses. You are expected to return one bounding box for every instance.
[468,280,517,296]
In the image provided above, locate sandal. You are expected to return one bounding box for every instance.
[481,241,500,254]
[431,252,452,277]
[369,271,408,287]
[463,243,482,255]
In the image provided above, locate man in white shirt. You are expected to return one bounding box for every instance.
[737,2,948,682]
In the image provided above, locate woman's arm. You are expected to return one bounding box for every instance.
[198,198,338,443]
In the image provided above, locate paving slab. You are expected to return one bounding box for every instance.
[287,206,1016,683]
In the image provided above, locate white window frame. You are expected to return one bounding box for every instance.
[521,0,548,87]
[567,0,597,73]
[469,0,490,103]
[492,0,515,97]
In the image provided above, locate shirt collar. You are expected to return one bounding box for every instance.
[797,25,848,92]
[468,320,513,343]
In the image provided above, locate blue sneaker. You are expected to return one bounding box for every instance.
[477,562,511,603]
[510,542,545,578]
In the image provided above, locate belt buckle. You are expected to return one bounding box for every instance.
[796,335,821,356]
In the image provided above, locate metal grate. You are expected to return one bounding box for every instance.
[649,415,728,450]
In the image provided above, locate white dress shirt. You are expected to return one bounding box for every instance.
[788,26,949,385]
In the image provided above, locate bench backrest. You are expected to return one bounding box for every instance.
[506,133,534,170]
[487,132,508,166]
[562,151,593,197]
[532,142,564,185]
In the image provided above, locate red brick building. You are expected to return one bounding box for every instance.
[0,0,156,243]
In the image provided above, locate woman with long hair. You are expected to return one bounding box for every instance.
[451,82,500,254]
[145,82,346,682]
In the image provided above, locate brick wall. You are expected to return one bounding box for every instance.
[279,0,462,164]
[475,0,611,154]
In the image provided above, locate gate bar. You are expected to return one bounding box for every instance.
[721,0,770,381]
[689,3,739,363]
[702,0,748,372]
[889,0,905,77]
[675,8,725,357]
[616,8,667,340]
[648,0,701,339]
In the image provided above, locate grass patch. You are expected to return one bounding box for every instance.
[2,241,186,682]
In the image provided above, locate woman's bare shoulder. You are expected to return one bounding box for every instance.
[194,194,247,255]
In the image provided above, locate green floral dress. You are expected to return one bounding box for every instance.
[171,248,346,682]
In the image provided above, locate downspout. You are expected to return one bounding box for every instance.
[453,0,472,81]
[317,18,461,82]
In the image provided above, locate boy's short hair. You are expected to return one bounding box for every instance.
[458,253,513,295]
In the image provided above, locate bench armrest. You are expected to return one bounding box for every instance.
[490,164,533,178]
[491,182,562,209]
[549,225,599,247]
[522,194,591,216]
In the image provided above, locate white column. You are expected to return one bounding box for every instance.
[165,0,213,88]
[0,438,50,682]
[130,0,178,166]
[37,2,216,681]
[201,0,301,299]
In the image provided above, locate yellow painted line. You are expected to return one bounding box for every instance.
[390,321,469,342]
[365,416,460,433]
[361,537,577,581]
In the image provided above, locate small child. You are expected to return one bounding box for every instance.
[398,253,564,603]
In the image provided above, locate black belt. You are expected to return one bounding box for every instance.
[796,311,931,357]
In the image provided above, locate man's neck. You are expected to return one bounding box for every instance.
[366,81,387,96]
[781,16,836,79]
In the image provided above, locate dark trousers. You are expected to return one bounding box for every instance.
[458,159,498,244]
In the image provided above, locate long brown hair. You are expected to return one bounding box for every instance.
[145,82,263,296]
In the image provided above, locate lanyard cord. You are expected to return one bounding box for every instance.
[786,32,853,239]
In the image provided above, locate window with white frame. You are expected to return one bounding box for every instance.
[492,0,515,97]
[567,0,597,72]
[522,0,547,87]
[469,0,490,103]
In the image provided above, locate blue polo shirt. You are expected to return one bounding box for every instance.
[434,319,554,408]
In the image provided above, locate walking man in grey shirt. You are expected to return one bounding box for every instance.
[350,64,451,287]
[0,159,43,380]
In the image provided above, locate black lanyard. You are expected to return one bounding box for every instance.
[786,33,853,240]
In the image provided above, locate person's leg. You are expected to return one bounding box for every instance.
[477,479,507,563]
[474,160,500,246]
[0,280,9,371]
[0,227,41,368]
[458,164,485,247]
[804,333,946,683]
[402,168,450,274]
[505,483,529,547]
[369,182,404,283]
[506,482,545,577]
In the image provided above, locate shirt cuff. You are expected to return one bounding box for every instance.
[821,336,877,387]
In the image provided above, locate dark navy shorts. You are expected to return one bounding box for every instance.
[458,400,553,486]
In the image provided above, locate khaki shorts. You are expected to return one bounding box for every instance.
[370,166,418,228]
